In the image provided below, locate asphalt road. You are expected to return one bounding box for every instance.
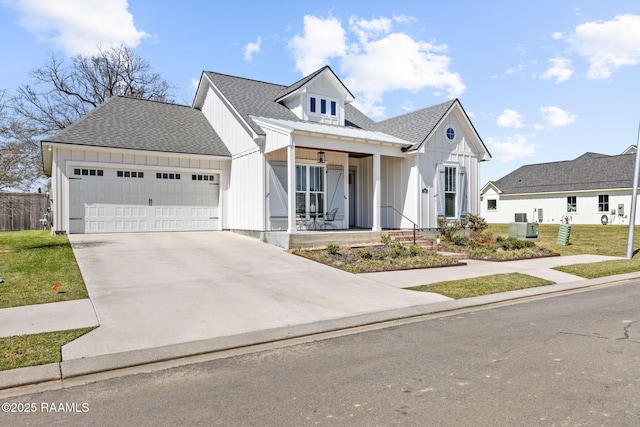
[2,281,639,426]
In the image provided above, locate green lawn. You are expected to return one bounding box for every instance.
[0,328,95,371]
[491,223,640,279]
[0,231,88,308]
[408,273,554,299]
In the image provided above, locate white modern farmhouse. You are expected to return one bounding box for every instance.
[42,66,491,245]
[481,149,639,225]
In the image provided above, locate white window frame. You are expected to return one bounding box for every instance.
[308,93,338,118]
[444,166,457,218]
[295,163,326,218]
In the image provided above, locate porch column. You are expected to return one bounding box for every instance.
[372,153,381,231]
[287,143,297,233]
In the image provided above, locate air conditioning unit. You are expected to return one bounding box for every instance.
[514,213,527,222]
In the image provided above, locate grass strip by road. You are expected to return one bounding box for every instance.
[407,273,554,300]
[0,327,96,371]
[554,257,640,279]
[0,231,88,308]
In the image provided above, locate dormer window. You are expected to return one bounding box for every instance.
[309,94,338,121]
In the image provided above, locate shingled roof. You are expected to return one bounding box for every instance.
[203,67,465,150]
[490,152,636,194]
[370,100,456,148]
[43,96,230,157]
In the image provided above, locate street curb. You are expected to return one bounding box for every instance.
[2,271,639,391]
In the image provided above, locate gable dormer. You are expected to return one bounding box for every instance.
[275,66,355,126]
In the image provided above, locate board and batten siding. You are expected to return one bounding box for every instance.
[419,110,483,229]
[380,156,418,229]
[225,149,265,231]
[200,85,258,156]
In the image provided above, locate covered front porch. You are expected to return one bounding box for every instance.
[255,116,413,235]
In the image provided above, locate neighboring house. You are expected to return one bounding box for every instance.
[42,66,491,240]
[481,151,640,225]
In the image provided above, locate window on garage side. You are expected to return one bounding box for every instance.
[75,168,103,176]
[487,199,497,210]
[118,170,144,178]
[567,196,577,212]
[598,195,609,212]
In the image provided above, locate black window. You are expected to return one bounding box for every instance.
[97,170,104,176]
[487,199,497,210]
[74,168,81,175]
[310,97,316,113]
[175,174,180,180]
[598,195,609,212]
[138,172,143,178]
[330,101,337,116]
[81,169,89,175]
[320,99,326,115]
[117,171,124,177]
[567,196,577,212]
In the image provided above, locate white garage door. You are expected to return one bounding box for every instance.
[68,167,220,233]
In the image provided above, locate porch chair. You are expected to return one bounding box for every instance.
[321,207,339,230]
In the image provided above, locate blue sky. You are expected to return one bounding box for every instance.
[2,0,640,184]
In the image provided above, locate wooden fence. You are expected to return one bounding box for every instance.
[0,193,49,231]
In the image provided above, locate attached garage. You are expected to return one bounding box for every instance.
[41,96,231,234]
[68,167,220,233]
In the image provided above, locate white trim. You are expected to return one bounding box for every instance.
[65,160,223,175]
[42,141,230,162]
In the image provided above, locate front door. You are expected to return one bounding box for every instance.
[349,169,356,227]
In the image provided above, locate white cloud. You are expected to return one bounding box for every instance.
[567,14,640,79]
[540,57,573,83]
[12,0,148,56]
[288,15,347,74]
[497,109,524,128]
[244,37,262,62]
[539,106,577,127]
[488,135,537,162]
[289,14,464,118]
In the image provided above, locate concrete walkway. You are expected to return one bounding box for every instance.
[0,299,98,338]
[361,254,622,288]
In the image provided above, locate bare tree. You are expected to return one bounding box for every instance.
[2,45,173,191]
[12,44,174,135]
[0,91,41,192]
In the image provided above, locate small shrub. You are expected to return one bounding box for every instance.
[496,237,535,250]
[380,234,393,246]
[466,214,488,232]
[356,248,373,259]
[409,245,424,257]
[326,244,340,254]
[438,218,464,241]
[451,235,468,246]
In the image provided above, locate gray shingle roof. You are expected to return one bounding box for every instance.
[371,100,456,147]
[491,152,636,194]
[44,96,230,157]
[205,68,460,149]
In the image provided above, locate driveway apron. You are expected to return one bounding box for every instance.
[64,231,449,359]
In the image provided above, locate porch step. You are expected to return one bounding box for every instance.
[385,230,438,250]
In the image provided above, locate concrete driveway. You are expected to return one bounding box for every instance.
[64,231,449,360]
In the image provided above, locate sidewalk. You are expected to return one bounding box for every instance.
[0,250,634,391]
